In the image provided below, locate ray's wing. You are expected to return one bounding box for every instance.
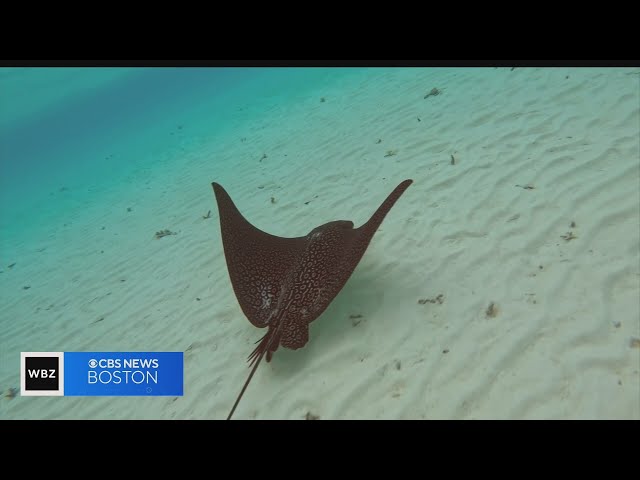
[212,183,307,328]
[296,179,414,326]
[352,179,414,263]
[263,179,414,347]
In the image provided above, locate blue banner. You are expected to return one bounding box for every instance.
[64,352,183,396]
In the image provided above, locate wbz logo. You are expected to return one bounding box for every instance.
[21,352,64,396]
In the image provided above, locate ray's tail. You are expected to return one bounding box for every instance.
[227,350,265,420]
[227,326,280,420]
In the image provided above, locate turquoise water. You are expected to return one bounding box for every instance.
[3,67,637,419]
[0,67,361,249]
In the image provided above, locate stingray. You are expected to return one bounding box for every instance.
[211,179,413,419]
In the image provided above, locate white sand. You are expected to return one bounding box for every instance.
[1,67,639,419]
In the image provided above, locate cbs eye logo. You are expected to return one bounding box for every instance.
[88,359,98,368]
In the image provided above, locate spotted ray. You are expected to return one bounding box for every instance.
[211,179,413,419]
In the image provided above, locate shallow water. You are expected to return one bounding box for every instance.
[1,66,638,419]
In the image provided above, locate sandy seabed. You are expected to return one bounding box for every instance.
[1,67,638,419]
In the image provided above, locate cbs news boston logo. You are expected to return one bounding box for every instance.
[21,352,183,397]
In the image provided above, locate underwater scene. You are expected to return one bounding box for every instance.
[0,66,638,419]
